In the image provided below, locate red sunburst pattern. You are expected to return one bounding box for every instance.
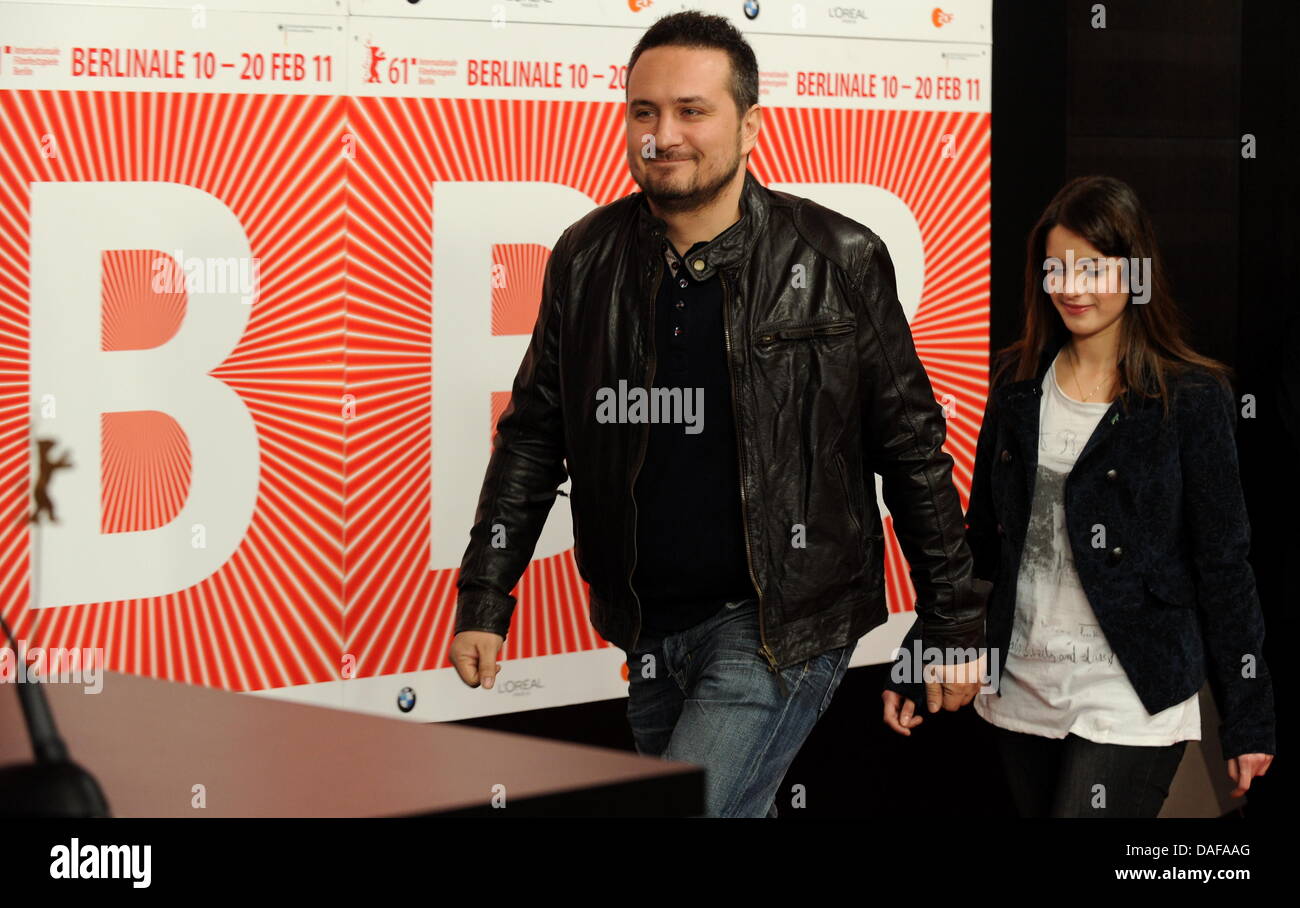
[0,90,346,690]
[0,90,986,692]
[345,98,989,679]
[100,410,190,534]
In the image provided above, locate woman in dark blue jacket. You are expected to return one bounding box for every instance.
[884,175,1275,817]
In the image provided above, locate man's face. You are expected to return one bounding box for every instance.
[625,46,759,214]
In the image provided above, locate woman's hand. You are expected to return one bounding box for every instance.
[1226,753,1273,798]
[881,689,924,735]
[882,653,987,735]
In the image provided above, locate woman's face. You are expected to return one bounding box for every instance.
[1044,224,1129,341]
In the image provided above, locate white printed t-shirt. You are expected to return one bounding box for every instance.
[974,351,1201,745]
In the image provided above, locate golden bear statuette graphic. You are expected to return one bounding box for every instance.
[30,437,73,526]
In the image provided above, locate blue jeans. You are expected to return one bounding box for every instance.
[624,597,853,818]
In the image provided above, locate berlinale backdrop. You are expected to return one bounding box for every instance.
[0,0,991,721]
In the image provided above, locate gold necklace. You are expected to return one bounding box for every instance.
[1066,344,1114,402]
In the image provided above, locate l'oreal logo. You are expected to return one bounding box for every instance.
[828,6,869,22]
[496,677,545,695]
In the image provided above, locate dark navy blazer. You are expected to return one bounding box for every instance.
[891,338,1276,759]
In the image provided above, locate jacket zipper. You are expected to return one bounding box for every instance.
[720,271,788,698]
[755,321,855,345]
[626,248,664,652]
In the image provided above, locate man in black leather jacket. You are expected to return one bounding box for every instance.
[449,11,990,817]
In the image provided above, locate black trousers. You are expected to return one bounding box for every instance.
[994,726,1189,818]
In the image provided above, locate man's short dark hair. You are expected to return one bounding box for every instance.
[626,11,760,117]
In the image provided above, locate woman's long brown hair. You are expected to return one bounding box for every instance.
[993,175,1232,419]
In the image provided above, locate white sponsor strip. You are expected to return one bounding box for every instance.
[251,609,918,718]
[345,7,990,111]
[0,2,346,95]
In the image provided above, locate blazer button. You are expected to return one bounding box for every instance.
[1106,468,1118,481]
[1000,449,1012,463]
[1108,546,1124,563]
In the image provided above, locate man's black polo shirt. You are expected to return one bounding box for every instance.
[630,235,756,636]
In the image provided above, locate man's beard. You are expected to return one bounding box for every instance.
[634,142,744,215]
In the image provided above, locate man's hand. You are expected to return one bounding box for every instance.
[450,630,505,689]
[1226,753,1273,798]
[881,653,986,736]
[921,652,985,713]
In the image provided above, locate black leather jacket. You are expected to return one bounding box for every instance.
[454,169,990,675]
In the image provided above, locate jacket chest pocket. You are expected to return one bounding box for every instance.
[752,317,858,382]
[754,319,856,346]
[751,318,860,424]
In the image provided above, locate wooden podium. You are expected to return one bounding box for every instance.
[0,671,703,817]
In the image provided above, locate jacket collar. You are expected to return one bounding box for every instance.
[634,168,769,281]
[996,335,1068,402]
[997,334,1163,414]
[995,335,1166,480]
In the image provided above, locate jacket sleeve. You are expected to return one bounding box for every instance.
[883,351,1002,702]
[855,234,991,665]
[452,227,574,640]
[1179,375,1276,758]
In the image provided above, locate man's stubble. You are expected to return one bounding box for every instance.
[632,132,745,216]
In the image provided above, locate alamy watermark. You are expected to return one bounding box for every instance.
[595,380,703,435]
[0,641,104,694]
[50,838,150,888]
[1042,251,1151,304]
[150,248,260,306]
[890,641,1002,694]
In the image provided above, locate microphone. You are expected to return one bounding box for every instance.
[0,613,110,817]
[0,431,109,817]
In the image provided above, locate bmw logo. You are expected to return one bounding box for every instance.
[743,1,760,20]
[397,686,416,713]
